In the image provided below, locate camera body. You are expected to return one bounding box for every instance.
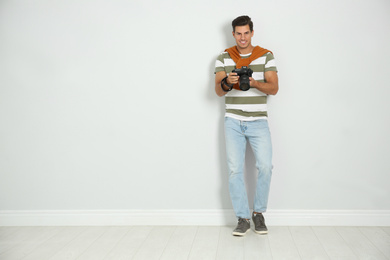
[232,66,253,91]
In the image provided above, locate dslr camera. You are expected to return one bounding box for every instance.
[232,66,253,91]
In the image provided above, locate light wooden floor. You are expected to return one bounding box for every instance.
[0,226,389,260]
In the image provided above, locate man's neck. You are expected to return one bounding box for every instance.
[237,44,254,55]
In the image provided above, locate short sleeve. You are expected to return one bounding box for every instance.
[264,52,277,72]
[214,53,226,74]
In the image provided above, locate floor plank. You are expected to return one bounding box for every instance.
[0,227,40,254]
[23,227,87,260]
[103,226,152,260]
[382,227,390,236]
[360,227,390,258]
[188,226,220,260]
[76,226,130,260]
[312,227,357,259]
[336,227,388,260]
[0,227,21,239]
[49,226,109,260]
[0,227,61,260]
[216,226,245,260]
[289,227,330,260]
[131,226,175,260]
[243,230,273,259]
[160,226,198,260]
[267,226,301,259]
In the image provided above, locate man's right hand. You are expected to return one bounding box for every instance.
[215,71,239,97]
[227,72,239,85]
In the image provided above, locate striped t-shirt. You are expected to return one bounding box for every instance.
[215,51,277,121]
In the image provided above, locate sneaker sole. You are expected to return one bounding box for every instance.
[232,229,251,236]
[254,230,268,235]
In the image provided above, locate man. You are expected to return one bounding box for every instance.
[214,15,278,236]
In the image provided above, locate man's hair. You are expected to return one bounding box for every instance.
[232,15,253,32]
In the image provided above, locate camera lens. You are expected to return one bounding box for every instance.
[239,75,250,91]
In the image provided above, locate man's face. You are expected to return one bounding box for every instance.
[233,25,254,50]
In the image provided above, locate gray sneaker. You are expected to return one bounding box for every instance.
[232,218,250,236]
[252,212,268,234]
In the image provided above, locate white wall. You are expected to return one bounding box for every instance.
[1,0,389,213]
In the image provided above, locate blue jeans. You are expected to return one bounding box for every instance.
[224,117,273,219]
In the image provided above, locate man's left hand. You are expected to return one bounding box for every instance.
[249,77,257,87]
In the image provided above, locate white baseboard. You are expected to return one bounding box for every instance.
[0,209,389,226]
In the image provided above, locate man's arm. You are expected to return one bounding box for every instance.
[215,71,228,97]
[250,71,279,95]
[215,71,239,97]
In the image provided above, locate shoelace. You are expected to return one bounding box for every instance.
[237,218,249,227]
[253,214,264,226]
